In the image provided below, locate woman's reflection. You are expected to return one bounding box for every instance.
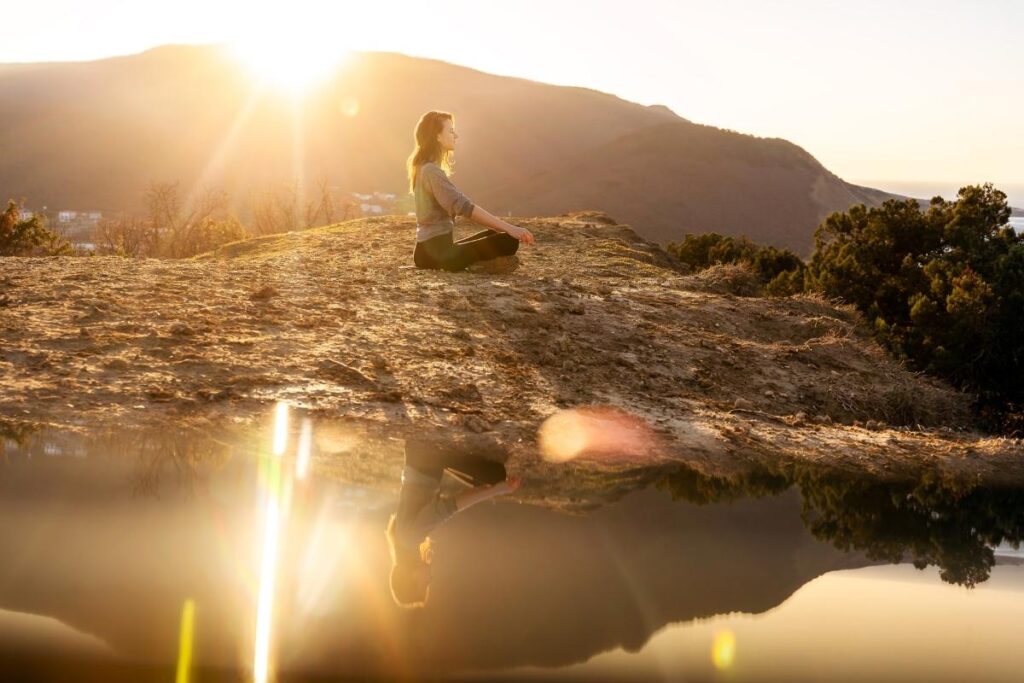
[386,437,521,608]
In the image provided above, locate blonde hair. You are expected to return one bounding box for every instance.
[385,513,433,609]
[407,110,455,193]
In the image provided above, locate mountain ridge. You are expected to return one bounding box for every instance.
[1,44,894,253]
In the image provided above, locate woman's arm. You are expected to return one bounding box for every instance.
[424,164,535,244]
[469,206,535,244]
[454,476,522,512]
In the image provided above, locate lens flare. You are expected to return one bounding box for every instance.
[273,402,289,456]
[254,401,290,683]
[175,599,196,683]
[296,418,312,481]
[711,629,736,670]
[539,406,659,463]
[339,96,360,118]
[254,495,281,683]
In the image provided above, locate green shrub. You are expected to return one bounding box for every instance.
[0,200,71,256]
[667,232,806,295]
[807,183,1024,430]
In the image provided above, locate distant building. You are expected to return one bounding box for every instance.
[57,210,103,242]
[57,210,102,224]
[349,191,400,217]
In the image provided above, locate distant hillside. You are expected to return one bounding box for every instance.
[0,45,896,253]
[481,121,896,252]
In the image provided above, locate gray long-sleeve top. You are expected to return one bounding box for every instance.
[394,463,459,554]
[414,161,476,242]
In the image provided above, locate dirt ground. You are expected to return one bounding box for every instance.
[2,212,1022,498]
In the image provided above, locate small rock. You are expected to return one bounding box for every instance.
[615,353,636,367]
[196,387,236,401]
[250,286,279,301]
[440,383,483,403]
[145,386,176,402]
[169,322,196,336]
[733,397,753,410]
[463,415,492,433]
[566,303,585,315]
[318,359,376,387]
[763,389,775,398]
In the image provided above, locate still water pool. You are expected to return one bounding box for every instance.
[2,421,1023,682]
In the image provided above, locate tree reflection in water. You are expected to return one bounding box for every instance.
[5,414,1022,588]
[655,462,1024,587]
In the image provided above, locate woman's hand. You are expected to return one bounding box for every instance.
[507,225,535,245]
[492,476,522,496]
[455,476,522,511]
[470,205,535,244]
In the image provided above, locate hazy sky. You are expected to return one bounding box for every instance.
[5,0,1022,187]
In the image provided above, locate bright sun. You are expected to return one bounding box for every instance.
[229,38,349,95]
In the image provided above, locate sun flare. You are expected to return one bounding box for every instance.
[229,38,349,95]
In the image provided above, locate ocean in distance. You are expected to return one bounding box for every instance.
[856,179,1024,232]
[856,179,1024,208]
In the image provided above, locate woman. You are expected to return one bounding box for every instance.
[386,436,521,608]
[408,110,535,272]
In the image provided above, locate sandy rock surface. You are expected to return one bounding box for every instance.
[2,212,1022,498]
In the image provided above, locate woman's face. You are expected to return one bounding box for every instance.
[436,118,458,152]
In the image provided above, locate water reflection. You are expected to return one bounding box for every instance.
[387,435,518,608]
[653,462,1024,587]
[1,419,1022,681]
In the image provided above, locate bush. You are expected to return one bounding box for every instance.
[687,262,764,297]
[93,183,246,258]
[0,200,71,256]
[666,232,806,295]
[807,183,1024,431]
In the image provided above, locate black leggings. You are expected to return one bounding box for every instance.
[404,436,507,487]
[413,229,520,272]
